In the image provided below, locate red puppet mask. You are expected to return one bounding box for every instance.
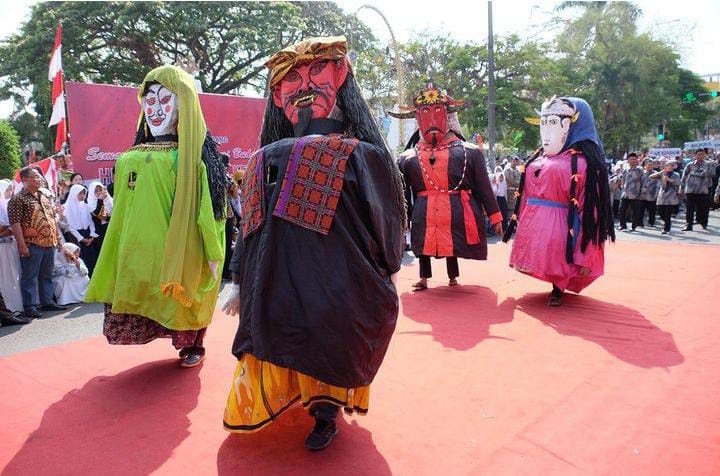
[272,58,349,126]
[417,104,449,144]
[387,83,467,147]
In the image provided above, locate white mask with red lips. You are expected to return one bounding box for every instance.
[143,83,178,137]
[540,98,576,157]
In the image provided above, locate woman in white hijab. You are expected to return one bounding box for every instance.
[63,184,99,275]
[0,179,25,318]
[86,181,113,246]
[53,242,89,305]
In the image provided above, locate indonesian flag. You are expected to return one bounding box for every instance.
[48,24,66,152]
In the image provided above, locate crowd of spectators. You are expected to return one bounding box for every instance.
[0,167,111,326]
[486,147,719,237]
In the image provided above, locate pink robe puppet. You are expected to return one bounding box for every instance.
[507,97,614,304]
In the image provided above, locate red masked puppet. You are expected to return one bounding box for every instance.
[394,84,503,290]
[222,36,406,451]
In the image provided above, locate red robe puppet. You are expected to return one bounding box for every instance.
[394,85,503,289]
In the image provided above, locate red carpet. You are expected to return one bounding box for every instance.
[1,241,719,475]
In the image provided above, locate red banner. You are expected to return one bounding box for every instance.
[65,81,266,184]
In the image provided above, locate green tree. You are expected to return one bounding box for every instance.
[0,120,22,179]
[553,1,710,155]
[666,69,714,146]
[10,112,44,152]
[401,33,570,154]
[0,1,380,148]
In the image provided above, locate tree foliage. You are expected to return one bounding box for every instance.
[0,120,22,179]
[0,1,715,157]
[0,1,379,148]
[554,1,712,154]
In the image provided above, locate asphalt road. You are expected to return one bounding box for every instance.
[2,209,718,357]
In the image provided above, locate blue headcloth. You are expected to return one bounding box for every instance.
[562,97,603,154]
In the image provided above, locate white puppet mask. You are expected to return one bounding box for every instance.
[143,83,178,137]
[539,98,577,156]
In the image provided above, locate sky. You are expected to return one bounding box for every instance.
[1,0,719,119]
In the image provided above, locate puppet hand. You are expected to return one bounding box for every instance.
[493,222,503,236]
[222,284,240,317]
[209,260,219,280]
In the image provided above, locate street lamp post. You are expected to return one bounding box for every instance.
[487,0,496,164]
[355,5,406,146]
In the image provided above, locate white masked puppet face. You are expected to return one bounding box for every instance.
[540,98,576,156]
[143,83,178,137]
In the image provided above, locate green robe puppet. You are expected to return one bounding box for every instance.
[85,65,226,367]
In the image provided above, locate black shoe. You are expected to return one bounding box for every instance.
[661,230,669,235]
[617,226,626,231]
[682,226,693,231]
[305,419,338,451]
[24,307,42,319]
[40,303,68,311]
[2,313,32,326]
[548,285,564,307]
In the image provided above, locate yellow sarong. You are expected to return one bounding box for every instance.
[223,354,370,433]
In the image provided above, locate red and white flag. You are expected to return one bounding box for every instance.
[48,24,66,152]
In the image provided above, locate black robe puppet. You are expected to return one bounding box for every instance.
[393,84,502,289]
[223,36,406,437]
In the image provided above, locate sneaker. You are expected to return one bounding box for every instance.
[617,226,626,231]
[448,278,458,287]
[180,353,205,368]
[412,280,428,291]
[305,419,338,451]
[661,230,669,235]
[548,293,563,307]
[681,226,693,231]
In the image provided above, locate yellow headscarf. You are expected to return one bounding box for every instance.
[266,35,351,88]
[138,65,207,308]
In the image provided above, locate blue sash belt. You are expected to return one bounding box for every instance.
[527,198,580,249]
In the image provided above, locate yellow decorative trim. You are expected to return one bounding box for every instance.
[524,116,541,126]
[129,142,178,152]
[161,282,193,308]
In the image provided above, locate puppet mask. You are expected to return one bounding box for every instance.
[143,83,178,137]
[272,59,348,126]
[417,104,449,144]
[540,98,576,156]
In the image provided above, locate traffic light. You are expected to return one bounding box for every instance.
[685,92,696,102]
[657,124,665,141]
[712,90,718,98]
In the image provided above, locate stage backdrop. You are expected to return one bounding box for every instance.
[65,81,266,184]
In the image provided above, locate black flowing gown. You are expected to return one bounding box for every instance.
[230,122,404,389]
